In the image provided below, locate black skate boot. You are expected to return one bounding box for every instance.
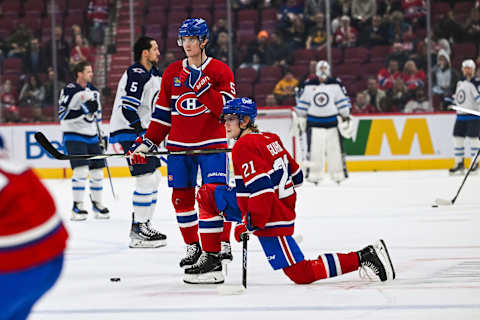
[179,242,202,269]
[219,241,233,263]
[92,200,110,219]
[71,202,88,221]
[183,252,224,284]
[357,239,395,282]
[129,216,167,248]
[449,161,464,175]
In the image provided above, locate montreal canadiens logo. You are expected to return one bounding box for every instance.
[313,92,329,107]
[175,92,208,117]
[456,89,466,104]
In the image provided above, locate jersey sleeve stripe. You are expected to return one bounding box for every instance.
[244,172,270,187]
[122,100,139,109]
[152,108,171,125]
[250,188,275,198]
[338,104,351,109]
[0,214,61,248]
[335,98,349,105]
[246,175,274,194]
[151,118,171,127]
[121,95,141,105]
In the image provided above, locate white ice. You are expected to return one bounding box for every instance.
[30,170,480,320]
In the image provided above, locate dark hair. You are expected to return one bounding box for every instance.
[134,36,155,62]
[73,61,91,78]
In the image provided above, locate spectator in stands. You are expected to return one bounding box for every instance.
[158,51,176,75]
[465,9,480,43]
[67,24,83,48]
[351,0,377,30]
[434,11,463,43]
[304,0,326,25]
[404,87,431,113]
[435,38,451,57]
[265,94,279,106]
[42,67,65,108]
[0,80,20,123]
[43,26,70,81]
[19,74,45,121]
[409,40,433,71]
[401,0,426,27]
[277,0,305,50]
[210,18,228,45]
[242,30,274,68]
[432,49,459,111]
[359,15,388,47]
[386,11,410,44]
[377,58,402,90]
[207,31,237,67]
[298,60,319,89]
[387,42,409,68]
[378,0,402,17]
[23,38,43,75]
[305,13,327,51]
[232,0,257,9]
[70,34,90,68]
[401,60,425,95]
[273,69,299,104]
[335,15,358,47]
[362,77,386,111]
[277,0,304,23]
[352,92,378,113]
[383,78,408,112]
[88,0,109,46]
[6,24,32,58]
[270,31,293,67]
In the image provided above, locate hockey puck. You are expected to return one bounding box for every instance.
[431,204,438,208]
[110,277,121,282]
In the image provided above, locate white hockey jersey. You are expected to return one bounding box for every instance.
[109,63,161,143]
[296,77,351,127]
[454,77,480,115]
[59,82,102,139]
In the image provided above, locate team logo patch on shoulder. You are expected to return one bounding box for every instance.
[132,68,145,74]
[457,89,466,104]
[174,77,182,87]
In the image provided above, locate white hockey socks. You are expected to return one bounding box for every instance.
[72,166,88,202]
[133,173,157,223]
[89,168,104,203]
[149,170,161,217]
[469,137,480,163]
[453,136,465,164]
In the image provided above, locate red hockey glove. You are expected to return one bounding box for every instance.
[180,66,211,96]
[126,136,157,164]
[234,224,248,243]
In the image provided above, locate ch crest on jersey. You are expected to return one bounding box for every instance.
[457,89,466,104]
[175,92,208,117]
[313,92,329,107]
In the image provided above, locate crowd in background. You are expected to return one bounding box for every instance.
[1,0,479,123]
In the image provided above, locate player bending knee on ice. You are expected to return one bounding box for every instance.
[185,97,395,285]
[59,61,110,220]
[109,36,166,248]
[296,60,353,184]
[129,18,235,269]
[448,59,480,175]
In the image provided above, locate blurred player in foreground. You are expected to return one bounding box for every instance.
[0,134,68,319]
[187,97,395,285]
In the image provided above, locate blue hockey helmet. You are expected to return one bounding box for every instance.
[221,97,257,124]
[177,18,210,46]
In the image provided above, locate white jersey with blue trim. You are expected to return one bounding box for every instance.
[454,77,480,114]
[296,77,351,120]
[109,63,161,142]
[59,82,102,136]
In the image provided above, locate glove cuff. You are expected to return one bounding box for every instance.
[142,137,157,152]
[193,75,211,97]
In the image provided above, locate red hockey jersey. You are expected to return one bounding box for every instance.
[147,57,235,150]
[0,161,68,272]
[232,132,303,237]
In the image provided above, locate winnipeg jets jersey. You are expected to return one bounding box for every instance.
[109,63,161,143]
[454,77,480,115]
[59,82,102,138]
[296,77,351,127]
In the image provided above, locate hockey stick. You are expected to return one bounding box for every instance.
[434,148,480,206]
[217,231,249,295]
[34,132,231,160]
[449,105,480,116]
[93,115,116,199]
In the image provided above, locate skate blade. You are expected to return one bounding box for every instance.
[183,271,225,284]
[71,213,87,221]
[94,212,110,219]
[375,239,396,281]
[129,239,167,248]
[449,170,464,176]
[216,284,246,295]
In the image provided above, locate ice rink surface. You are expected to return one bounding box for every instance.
[30,170,480,320]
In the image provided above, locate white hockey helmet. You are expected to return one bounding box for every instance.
[316,60,331,80]
[462,59,476,72]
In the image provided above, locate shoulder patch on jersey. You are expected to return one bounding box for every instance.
[173,77,182,87]
[66,83,76,88]
[132,67,145,74]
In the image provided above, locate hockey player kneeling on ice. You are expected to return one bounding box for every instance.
[296,60,352,184]
[183,97,395,285]
[448,59,480,175]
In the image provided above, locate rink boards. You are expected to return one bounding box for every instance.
[0,109,464,178]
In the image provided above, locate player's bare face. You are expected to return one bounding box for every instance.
[148,41,160,64]
[223,115,240,139]
[81,66,93,83]
[182,36,202,58]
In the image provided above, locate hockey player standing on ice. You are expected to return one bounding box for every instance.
[109,36,167,248]
[296,60,353,184]
[188,97,395,284]
[59,61,110,220]
[448,59,480,175]
[0,133,68,320]
[129,18,236,271]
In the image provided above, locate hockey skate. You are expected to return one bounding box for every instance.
[183,252,225,284]
[470,162,478,174]
[92,201,110,219]
[179,242,202,269]
[129,218,167,248]
[357,239,395,282]
[71,202,88,221]
[219,241,233,263]
[449,162,464,175]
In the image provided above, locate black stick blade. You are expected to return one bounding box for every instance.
[34,132,68,160]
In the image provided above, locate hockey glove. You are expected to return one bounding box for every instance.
[127,135,157,164]
[85,99,99,114]
[234,224,248,243]
[180,65,211,96]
